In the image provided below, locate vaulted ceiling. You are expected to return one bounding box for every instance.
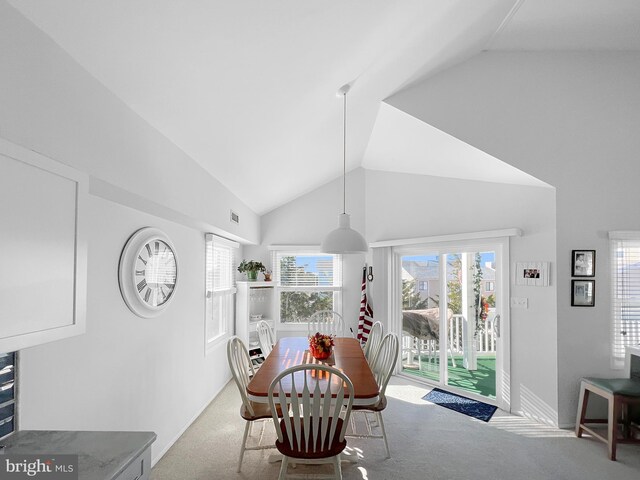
[8,0,640,214]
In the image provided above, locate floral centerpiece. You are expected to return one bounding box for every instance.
[308,332,335,360]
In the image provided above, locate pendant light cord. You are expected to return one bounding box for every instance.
[342,90,347,215]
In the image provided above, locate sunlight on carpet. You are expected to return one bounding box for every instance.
[385,383,434,405]
[487,414,575,438]
[385,380,572,438]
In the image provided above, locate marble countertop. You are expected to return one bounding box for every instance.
[1,430,156,480]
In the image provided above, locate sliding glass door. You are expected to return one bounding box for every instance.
[397,239,509,407]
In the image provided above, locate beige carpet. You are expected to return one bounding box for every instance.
[152,377,640,479]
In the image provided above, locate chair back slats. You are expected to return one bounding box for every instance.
[256,320,275,357]
[268,364,354,456]
[363,321,383,363]
[370,333,399,398]
[308,310,345,337]
[227,336,255,416]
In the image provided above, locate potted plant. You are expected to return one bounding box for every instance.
[237,260,266,281]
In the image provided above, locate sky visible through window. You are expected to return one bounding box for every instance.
[294,255,332,273]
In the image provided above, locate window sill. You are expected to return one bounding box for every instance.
[205,332,230,355]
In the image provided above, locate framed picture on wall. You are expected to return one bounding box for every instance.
[515,261,550,286]
[571,280,595,307]
[571,250,595,277]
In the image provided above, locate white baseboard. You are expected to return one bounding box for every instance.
[150,376,232,466]
[513,409,559,428]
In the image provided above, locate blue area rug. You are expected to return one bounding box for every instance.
[422,388,497,422]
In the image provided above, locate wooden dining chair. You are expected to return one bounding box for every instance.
[226,336,278,472]
[268,364,354,480]
[308,310,345,337]
[362,321,383,364]
[256,319,275,357]
[347,333,399,458]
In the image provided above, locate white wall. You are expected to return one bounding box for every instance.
[0,1,258,462]
[388,51,640,426]
[19,197,230,463]
[366,169,558,423]
[245,169,367,336]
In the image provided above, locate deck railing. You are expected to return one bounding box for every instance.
[401,311,497,367]
[449,314,496,353]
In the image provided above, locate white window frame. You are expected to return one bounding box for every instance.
[609,231,640,369]
[270,247,342,331]
[205,233,239,352]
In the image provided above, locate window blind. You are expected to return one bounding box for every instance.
[610,231,640,368]
[205,234,239,346]
[273,252,341,288]
[206,234,238,294]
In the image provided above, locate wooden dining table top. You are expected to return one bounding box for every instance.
[247,336,380,405]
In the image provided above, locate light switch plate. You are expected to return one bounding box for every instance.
[511,297,528,309]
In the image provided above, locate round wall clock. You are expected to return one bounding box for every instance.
[118,227,178,318]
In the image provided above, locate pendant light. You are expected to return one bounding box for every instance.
[321,84,368,254]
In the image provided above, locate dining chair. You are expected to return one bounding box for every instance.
[347,333,399,458]
[268,364,354,480]
[226,336,278,472]
[308,310,345,337]
[256,319,276,357]
[362,321,383,364]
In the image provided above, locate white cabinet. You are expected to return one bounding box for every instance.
[236,281,276,352]
[0,139,87,352]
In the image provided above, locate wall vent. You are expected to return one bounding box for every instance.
[230,210,240,224]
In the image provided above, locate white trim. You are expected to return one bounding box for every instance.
[370,228,522,248]
[0,138,87,352]
[268,244,321,251]
[206,232,240,249]
[609,230,640,240]
[389,235,512,412]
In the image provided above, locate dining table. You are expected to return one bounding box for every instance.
[247,336,379,406]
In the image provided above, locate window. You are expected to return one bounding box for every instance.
[418,281,427,292]
[486,281,495,292]
[272,251,342,324]
[610,231,640,368]
[205,234,238,348]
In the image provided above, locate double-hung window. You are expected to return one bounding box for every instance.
[610,231,640,368]
[272,250,342,325]
[205,234,238,349]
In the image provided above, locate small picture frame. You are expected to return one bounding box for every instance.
[515,261,550,286]
[572,250,595,277]
[571,279,595,307]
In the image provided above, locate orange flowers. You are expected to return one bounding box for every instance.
[309,332,335,353]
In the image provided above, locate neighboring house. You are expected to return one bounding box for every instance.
[402,259,496,307]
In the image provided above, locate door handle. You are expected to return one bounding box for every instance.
[494,314,501,338]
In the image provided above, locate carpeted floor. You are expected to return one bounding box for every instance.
[151,376,640,480]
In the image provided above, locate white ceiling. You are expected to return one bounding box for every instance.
[7,0,640,213]
[488,0,640,51]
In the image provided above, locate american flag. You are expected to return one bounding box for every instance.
[357,266,373,345]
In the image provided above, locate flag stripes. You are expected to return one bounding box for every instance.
[357,266,373,345]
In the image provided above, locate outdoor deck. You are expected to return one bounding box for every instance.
[403,354,496,399]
